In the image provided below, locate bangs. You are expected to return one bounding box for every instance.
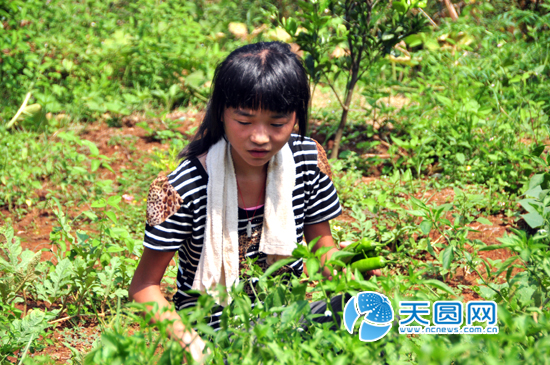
[216,53,307,115]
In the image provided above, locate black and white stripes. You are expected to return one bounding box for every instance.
[143,134,341,329]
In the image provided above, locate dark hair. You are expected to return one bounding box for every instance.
[179,41,310,159]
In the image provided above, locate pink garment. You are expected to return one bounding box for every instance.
[242,204,265,211]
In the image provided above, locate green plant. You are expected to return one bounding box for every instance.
[0,226,42,306]
[282,0,427,158]
[518,147,550,233]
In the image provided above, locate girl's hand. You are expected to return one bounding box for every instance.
[179,328,211,364]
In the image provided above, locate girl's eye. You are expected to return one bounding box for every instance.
[271,124,285,128]
[237,120,251,125]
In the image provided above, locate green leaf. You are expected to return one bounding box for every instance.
[519,197,540,212]
[185,70,206,90]
[391,136,407,147]
[392,0,408,13]
[314,246,333,257]
[419,220,432,235]
[307,236,320,252]
[509,75,522,83]
[406,210,427,217]
[293,245,310,259]
[102,162,115,174]
[531,145,545,157]
[426,239,436,257]
[364,198,376,213]
[105,211,117,224]
[82,210,98,221]
[435,94,453,108]
[405,34,423,47]
[478,244,505,252]
[329,250,356,263]
[476,217,493,225]
[493,256,520,277]
[522,212,543,229]
[80,140,99,157]
[44,258,73,302]
[91,199,106,208]
[306,257,320,276]
[297,0,315,13]
[106,246,125,253]
[525,186,543,199]
[328,259,348,268]
[90,159,101,172]
[423,279,456,295]
[414,0,428,7]
[455,153,465,164]
[477,285,498,300]
[262,257,296,278]
[516,285,536,306]
[528,173,545,190]
[441,246,454,270]
[280,300,309,326]
[110,227,129,239]
[107,195,121,209]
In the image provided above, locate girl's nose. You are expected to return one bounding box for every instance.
[250,126,269,145]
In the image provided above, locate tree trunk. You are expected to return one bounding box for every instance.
[442,0,459,21]
[329,79,357,159]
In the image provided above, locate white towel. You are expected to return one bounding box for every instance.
[191,138,299,306]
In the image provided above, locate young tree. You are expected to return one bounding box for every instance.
[283,0,428,158]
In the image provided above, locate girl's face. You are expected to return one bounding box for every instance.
[223,107,296,170]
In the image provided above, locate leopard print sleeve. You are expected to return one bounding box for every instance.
[146,173,184,226]
[312,139,333,181]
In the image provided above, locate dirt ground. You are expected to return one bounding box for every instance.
[2,112,519,363]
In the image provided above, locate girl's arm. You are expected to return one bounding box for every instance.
[129,247,208,362]
[304,220,340,279]
[304,221,381,279]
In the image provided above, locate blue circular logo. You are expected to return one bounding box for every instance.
[343,291,394,342]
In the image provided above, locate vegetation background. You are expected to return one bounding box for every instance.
[1,0,550,364]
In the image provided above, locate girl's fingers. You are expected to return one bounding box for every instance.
[341,267,355,280]
[339,240,353,249]
[364,269,382,278]
[328,268,355,281]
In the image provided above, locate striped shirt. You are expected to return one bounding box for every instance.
[143,134,341,329]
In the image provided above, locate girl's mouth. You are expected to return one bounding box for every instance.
[249,150,269,158]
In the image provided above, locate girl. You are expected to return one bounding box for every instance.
[129,41,377,363]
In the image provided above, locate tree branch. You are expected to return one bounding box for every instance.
[418,8,439,28]
[321,69,346,110]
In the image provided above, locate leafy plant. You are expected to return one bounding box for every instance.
[519,147,550,232]
[0,226,42,305]
[282,0,427,158]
